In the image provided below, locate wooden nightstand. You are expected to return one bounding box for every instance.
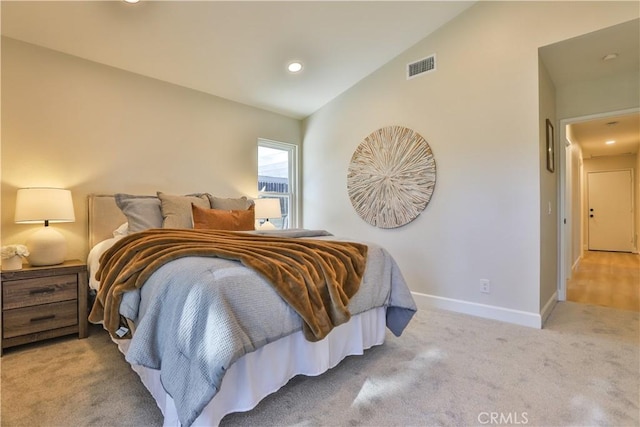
[1,260,88,355]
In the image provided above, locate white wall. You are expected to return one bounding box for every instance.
[302,1,638,326]
[538,59,557,313]
[557,71,640,120]
[561,123,584,279]
[1,37,302,260]
[571,142,584,265]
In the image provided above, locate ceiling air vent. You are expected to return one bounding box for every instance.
[407,54,436,80]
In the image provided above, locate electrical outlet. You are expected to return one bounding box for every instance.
[480,279,491,294]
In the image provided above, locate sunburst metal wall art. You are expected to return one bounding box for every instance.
[347,126,436,229]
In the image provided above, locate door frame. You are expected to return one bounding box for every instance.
[557,107,639,301]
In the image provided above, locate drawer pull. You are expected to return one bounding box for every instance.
[30,314,56,322]
[29,287,56,295]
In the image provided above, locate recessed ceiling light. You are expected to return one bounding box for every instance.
[123,0,139,4]
[605,140,616,145]
[287,62,303,73]
[602,53,618,61]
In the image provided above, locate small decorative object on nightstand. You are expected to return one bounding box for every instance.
[0,260,88,355]
[1,244,30,270]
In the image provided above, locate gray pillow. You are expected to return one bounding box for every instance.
[207,195,254,211]
[114,194,163,233]
[157,192,211,229]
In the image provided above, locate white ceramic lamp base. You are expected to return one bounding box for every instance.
[26,226,67,266]
[258,220,276,230]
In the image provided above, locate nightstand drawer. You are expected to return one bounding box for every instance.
[3,300,78,339]
[2,274,78,310]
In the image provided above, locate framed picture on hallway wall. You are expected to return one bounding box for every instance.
[546,118,555,173]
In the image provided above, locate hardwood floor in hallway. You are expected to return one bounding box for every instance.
[567,250,640,312]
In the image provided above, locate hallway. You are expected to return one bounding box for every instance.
[567,250,640,312]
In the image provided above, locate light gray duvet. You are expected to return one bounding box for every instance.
[117,231,417,426]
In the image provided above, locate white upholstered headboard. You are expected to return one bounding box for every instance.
[88,194,127,248]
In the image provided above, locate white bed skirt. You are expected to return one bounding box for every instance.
[115,307,387,426]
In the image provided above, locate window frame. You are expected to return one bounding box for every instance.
[257,138,299,229]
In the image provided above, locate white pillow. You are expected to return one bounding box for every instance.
[113,222,129,237]
[87,236,123,291]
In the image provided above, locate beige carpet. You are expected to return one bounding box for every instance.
[1,301,638,426]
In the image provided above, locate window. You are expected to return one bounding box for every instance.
[257,139,298,229]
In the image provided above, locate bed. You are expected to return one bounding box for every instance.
[86,193,417,426]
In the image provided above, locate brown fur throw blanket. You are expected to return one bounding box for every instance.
[88,229,368,342]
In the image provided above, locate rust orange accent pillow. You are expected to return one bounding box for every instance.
[191,203,255,231]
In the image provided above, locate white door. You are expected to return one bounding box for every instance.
[587,170,633,252]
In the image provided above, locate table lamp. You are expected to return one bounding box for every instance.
[254,198,282,230]
[14,188,75,266]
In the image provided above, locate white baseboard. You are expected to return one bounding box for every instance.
[412,292,543,329]
[572,256,581,272]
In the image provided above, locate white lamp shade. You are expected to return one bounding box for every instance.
[15,188,75,223]
[254,198,282,220]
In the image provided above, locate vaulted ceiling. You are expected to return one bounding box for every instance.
[1,1,475,119]
[2,1,638,156]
